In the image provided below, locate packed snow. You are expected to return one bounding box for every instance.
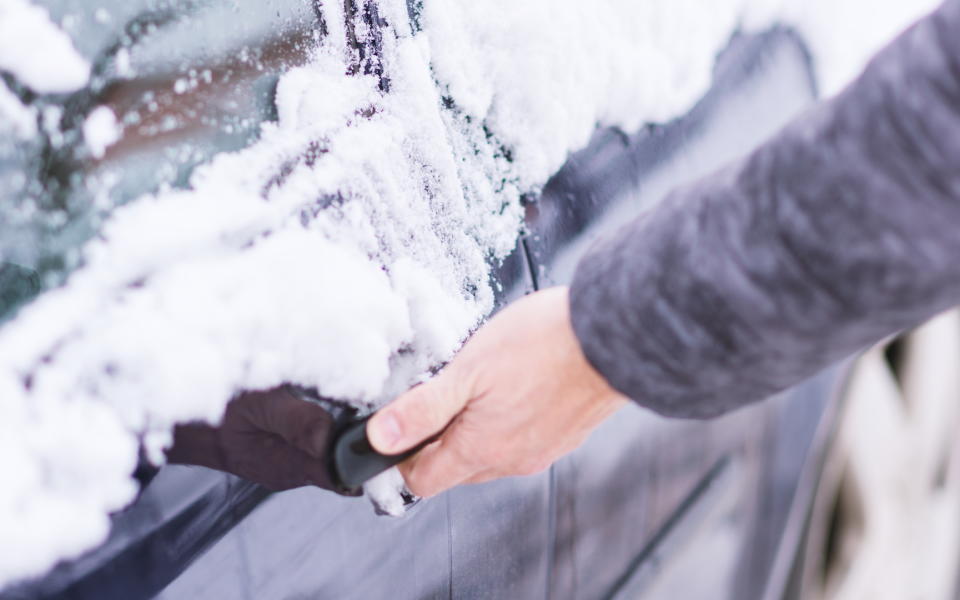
[0,0,942,588]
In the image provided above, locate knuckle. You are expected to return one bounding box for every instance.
[424,387,453,429]
[401,385,448,434]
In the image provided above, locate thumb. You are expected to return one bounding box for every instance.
[368,372,467,455]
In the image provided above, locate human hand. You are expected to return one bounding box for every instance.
[166,386,351,493]
[367,286,628,498]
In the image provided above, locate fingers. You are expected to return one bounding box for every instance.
[398,431,483,497]
[368,371,468,455]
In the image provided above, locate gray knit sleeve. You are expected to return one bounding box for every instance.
[569,0,960,418]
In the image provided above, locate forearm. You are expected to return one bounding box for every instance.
[570,0,960,418]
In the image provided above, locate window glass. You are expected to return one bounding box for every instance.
[0,0,321,321]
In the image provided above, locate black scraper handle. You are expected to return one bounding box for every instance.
[330,416,435,493]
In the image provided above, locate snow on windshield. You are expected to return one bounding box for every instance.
[0,0,940,587]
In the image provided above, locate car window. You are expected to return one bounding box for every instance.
[0,1,321,322]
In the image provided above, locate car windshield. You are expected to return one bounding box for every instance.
[0,0,320,321]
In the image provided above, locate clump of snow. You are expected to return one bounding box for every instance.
[0,0,943,588]
[0,373,138,585]
[365,468,411,516]
[0,81,36,138]
[0,0,90,93]
[83,106,122,159]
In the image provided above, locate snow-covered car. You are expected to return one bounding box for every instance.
[2,1,954,599]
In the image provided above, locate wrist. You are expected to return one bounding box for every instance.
[553,286,628,408]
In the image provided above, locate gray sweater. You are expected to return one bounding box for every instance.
[569,0,960,418]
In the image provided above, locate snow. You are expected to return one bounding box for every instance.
[365,468,411,516]
[0,0,943,588]
[744,0,942,95]
[83,106,121,159]
[0,374,137,586]
[0,81,36,138]
[0,0,90,93]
